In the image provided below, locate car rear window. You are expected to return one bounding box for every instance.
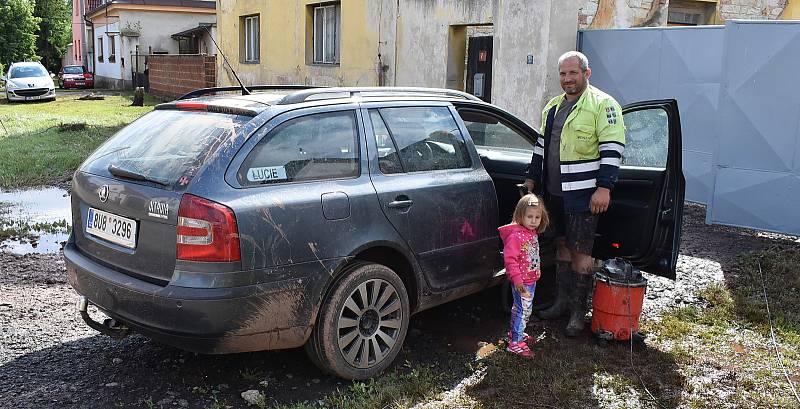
[63,66,84,74]
[83,110,249,187]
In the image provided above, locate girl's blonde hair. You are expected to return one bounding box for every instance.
[512,194,549,233]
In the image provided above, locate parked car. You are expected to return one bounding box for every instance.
[64,86,685,379]
[58,65,94,89]
[2,61,56,102]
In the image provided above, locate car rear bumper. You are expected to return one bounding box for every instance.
[64,242,315,353]
[7,88,55,101]
[62,79,94,88]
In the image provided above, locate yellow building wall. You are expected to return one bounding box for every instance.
[782,0,800,19]
[216,0,383,87]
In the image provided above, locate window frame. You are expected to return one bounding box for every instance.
[311,3,340,65]
[369,105,474,174]
[235,109,362,188]
[368,108,406,175]
[97,36,104,62]
[456,108,536,153]
[107,34,116,62]
[241,14,260,63]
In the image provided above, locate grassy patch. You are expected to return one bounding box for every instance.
[640,246,800,408]
[427,246,800,408]
[734,247,800,336]
[272,369,444,409]
[463,334,683,408]
[0,92,157,188]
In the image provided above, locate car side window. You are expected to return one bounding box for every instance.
[376,106,471,172]
[621,108,668,168]
[369,109,404,174]
[238,110,359,186]
[458,110,534,151]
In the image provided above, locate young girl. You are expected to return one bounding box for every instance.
[498,193,549,358]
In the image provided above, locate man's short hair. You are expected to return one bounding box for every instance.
[558,51,589,72]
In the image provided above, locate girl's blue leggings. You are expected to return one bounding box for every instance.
[509,282,537,343]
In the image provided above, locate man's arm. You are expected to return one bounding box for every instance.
[591,98,625,213]
[595,98,626,190]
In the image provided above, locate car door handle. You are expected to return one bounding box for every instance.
[387,199,414,209]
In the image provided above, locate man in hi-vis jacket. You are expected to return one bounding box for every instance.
[523,51,626,337]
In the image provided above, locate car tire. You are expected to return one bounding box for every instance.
[305,261,410,380]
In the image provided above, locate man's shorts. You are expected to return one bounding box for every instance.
[544,195,599,256]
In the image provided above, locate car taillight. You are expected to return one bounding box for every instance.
[83,73,92,79]
[175,102,208,111]
[176,194,240,262]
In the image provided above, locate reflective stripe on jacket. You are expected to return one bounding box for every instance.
[526,85,626,213]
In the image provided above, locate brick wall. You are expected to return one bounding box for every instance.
[148,54,216,101]
[718,0,786,19]
[579,0,667,28]
[579,0,788,29]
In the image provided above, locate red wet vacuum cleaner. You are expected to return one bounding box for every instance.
[592,258,647,344]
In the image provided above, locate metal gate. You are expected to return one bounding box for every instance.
[579,26,724,205]
[709,21,800,235]
[130,48,149,91]
[580,21,800,235]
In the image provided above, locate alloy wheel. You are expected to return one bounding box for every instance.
[336,278,403,369]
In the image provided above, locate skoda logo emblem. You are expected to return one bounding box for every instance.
[99,185,109,202]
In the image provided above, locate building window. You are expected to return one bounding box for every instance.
[97,37,104,62]
[241,15,260,63]
[108,35,116,62]
[312,3,339,64]
[667,11,702,25]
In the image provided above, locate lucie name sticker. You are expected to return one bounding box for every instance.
[247,166,288,182]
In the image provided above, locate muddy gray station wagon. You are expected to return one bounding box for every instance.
[65,86,684,379]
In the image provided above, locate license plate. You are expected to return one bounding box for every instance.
[76,82,84,85]
[86,207,137,248]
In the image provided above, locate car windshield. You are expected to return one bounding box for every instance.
[84,110,249,187]
[63,66,84,74]
[10,65,48,78]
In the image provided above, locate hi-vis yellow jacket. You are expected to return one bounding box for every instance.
[526,85,626,212]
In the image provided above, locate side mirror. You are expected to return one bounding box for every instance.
[50,72,56,78]
[0,76,5,82]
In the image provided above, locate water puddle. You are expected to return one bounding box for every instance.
[0,187,71,255]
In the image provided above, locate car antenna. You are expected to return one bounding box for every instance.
[204,26,250,96]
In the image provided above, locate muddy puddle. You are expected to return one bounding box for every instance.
[0,187,71,255]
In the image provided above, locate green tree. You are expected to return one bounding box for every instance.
[34,0,71,73]
[0,0,41,70]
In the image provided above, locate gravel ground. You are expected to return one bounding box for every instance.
[0,203,795,408]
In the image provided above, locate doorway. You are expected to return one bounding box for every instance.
[465,35,493,103]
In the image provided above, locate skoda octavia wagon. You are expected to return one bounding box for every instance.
[65,86,684,379]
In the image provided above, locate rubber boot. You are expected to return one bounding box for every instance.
[537,261,572,320]
[565,272,593,337]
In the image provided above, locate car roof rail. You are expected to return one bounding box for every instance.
[276,87,483,105]
[177,85,319,100]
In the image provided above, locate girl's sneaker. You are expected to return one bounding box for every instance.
[506,341,533,358]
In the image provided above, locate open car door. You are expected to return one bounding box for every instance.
[593,99,685,279]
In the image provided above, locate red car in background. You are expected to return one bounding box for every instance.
[58,65,94,89]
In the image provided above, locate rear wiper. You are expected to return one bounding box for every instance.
[108,164,169,186]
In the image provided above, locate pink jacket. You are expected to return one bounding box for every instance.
[498,223,541,286]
